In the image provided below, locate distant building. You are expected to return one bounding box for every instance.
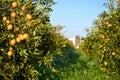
[69,35,85,48]
[69,35,80,48]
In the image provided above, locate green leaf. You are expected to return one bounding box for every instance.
[19,49,28,57]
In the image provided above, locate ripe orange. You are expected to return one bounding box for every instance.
[105,22,109,25]
[107,24,112,28]
[101,35,104,39]
[103,47,107,51]
[21,6,25,11]
[10,39,16,46]
[99,45,103,48]
[18,34,24,40]
[26,22,31,26]
[23,33,29,39]
[3,16,7,21]
[101,54,104,59]
[112,52,116,56]
[11,12,16,18]
[106,38,110,41]
[99,34,104,39]
[104,61,108,66]
[16,37,21,43]
[20,12,24,16]
[12,2,18,8]
[7,51,13,57]
[6,20,11,24]
[14,27,19,33]
[26,14,32,20]
[100,67,106,71]
[7,24,13,30]
[9,47,13,51]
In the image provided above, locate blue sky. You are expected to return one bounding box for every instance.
[50,0,108,38]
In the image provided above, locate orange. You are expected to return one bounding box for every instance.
[100,67,106,71]
[16,37,21,43]
[10,39,16,46]
[14,27,19,33]
[99,45,103,48]
[112,52,116,56]
[104,48,107,51]
[103,47,107,51]
[21,6,25,11]
[18,34,24,40]
[101,35,104,39]
[6,20,11,24]
[11,12,16,18]
[23,33,29,39]
[107,24,112,28]
[7,51,13,57]
[20,12,24,16]
[9,47,13,51]
[104,61,108,66]
[99,34,104,39]
[26,22,31,26]
[12,2,18,8]
[3,16,7,21]
[107,38,110,41]
[26,14,32,20]
[7,24,13,30]
[105,22,109,25]
[101,55,104,59]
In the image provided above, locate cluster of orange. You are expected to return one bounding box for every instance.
[105,21,112,28]
[97,25,116,68]
[97,17,115,58]
[99,45,116,68]
[3,16,13,30]
[7,34,29,57]
[99,44,116,57]
[99,34,105,39]
[98,17,112,28]
[100,61,108,71]
[2,2,30,57]
[100,52,116,71]
[100,51,116,70]
[99,45,107,52]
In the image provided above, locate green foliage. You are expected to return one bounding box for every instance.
[36,36,75,80]
[0,0,67,79]
[55,49,120,80]
[82,0,120,76]
[1,0,120,80]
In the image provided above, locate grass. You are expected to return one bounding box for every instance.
[38,48,120,80]
[55,48,120,80]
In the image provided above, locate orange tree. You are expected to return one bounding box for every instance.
[37,25,75,80]
[0,0,67,79]
[82,0,120,75]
